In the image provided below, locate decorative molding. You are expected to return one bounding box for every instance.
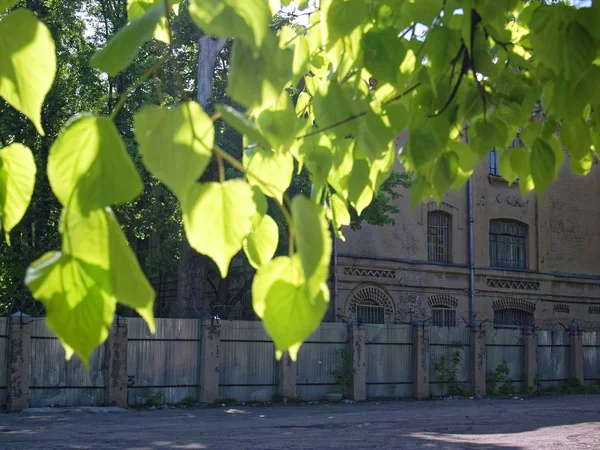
[486,278,540,291]
[492,298,536,313]
[494,193,529,208]
[343,267,396,279]
[347,284,395,316]
[553,304,570,314]
[589,306,600,315]
[427,294,458,309]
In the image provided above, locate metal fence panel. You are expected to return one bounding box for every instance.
[485,328,524,393]
[127,318,201,406]
[29,319,105,407]
[429,326,470,396]
[219,321,277,402]
[537,330,570,388]
[0,318,8,407]
[583,331,600,386]
[365,324,412,398]
[297,323,347,400]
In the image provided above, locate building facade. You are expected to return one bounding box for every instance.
[333,138,600,330]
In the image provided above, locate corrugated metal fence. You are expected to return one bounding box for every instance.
[29,319,105,407]
[365,324,412,398]
[0,318,8,407]
[583,331,600,386]
[429,326,470,396]
[486,328,524,393]
[297,323,347,400]
[128,318,201,406]
[219,321,277,402]
[537,330,570,389]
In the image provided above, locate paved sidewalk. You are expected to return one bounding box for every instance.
[1,395,599,449]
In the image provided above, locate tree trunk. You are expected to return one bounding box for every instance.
[172,36,227,318]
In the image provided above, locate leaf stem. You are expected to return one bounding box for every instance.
[110,57,166,120]
[216,153,225,182]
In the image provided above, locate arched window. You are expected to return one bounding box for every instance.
[489,220,527,268]
[356,300,385,324]
[493,298,535,327]
[428,295,458,327]
[347,284,395,324]
[428,211,451,263]
[494,309,533,327]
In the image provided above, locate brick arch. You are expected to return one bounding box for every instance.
[427,294,458,309]
[492,298,536,313]
[347,284,395,317]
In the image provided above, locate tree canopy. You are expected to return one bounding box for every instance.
[1,0,599,364]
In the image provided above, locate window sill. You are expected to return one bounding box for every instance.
[488,174,519,186]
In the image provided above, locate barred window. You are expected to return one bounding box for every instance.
[428,211,451,263]
[431,307,456,327]
[356,302,385,324]
[489,220,527,269]
[489,149,500,176]
[494,309,533,327]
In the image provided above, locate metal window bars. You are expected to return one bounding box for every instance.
[431,308,457,327]
[427,211,451,263]
[489,220,527,269]
[356,303,385,324]
[494,309,533,327]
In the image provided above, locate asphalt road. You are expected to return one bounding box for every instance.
[1,395,599,449]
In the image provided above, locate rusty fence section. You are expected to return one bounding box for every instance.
[486,328,524,393]
[429,326,471,396]
[536,330,570,389]
[583,331,600,386]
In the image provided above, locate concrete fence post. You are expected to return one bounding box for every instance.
[199,318,221,403]
[411,325,429,399]
[6,312,32,413]
[104,316,128,408]
[348,324,366,401]
[278,352,297,399]
[469,327,486,397]
[523,328,537,392]
[569,330,584,384]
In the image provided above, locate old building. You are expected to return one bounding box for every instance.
[333,137,600,330]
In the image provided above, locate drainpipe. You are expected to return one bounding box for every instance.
[332,231,339,322]
[467,177,476,327]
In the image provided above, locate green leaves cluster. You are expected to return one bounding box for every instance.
[2,0,600,363]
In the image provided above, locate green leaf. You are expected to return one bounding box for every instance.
[407,129,441,169]
[0,0,17,13]
[324,0,366,47]
[48,115,143,214]
[530,138,556,194]
[217,105,270,149]
[363,28,406,85]
[243,214,279,269]
[357,110,395,162]
[252,254,329,361]
[26,207,155,365]
[127,0,180,44]
[189,0,271,50]
[330,192,350,228]
[291,195,332,299]
[91,6,164,76]
[327,138,354,197]
[528,4,574,75]
[0,9,56,135]
[0,143,36,240]
[563,21,595,83]
[499,149,519,185]
[559,118,592,161]
[348,158,373,215]
[423,26,461,80]
[433,152,459,197]
[313,81,366,137]
[243,149,293,203]
[182,180,256,278]
[135,102,213,198]
[301,144,332,190]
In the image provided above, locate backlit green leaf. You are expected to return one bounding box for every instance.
[217,105,270,150]
[135,102,213,198]
[433,151,459,197]
[0,143,36,240]
[127,0,180,44]
[348,158,373,215]
[363,28,406,85]
[48,115,143,214]
[243,149,293,203]
[0,0,18,12]
[91,6,164,76]
[189,0,271,50]
[243,214,279,269]
[182,180,256,278]
[0,9,56,135]
[252,254,329,361]
[330,192,351,229]
[26,207,155,365]
[530,138,556,194]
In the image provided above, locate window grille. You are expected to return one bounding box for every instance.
[428,211,451,263]
[489,220,527,268]
[494,309,533,327]
[356,303,385,324]
[431,307,456,327]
